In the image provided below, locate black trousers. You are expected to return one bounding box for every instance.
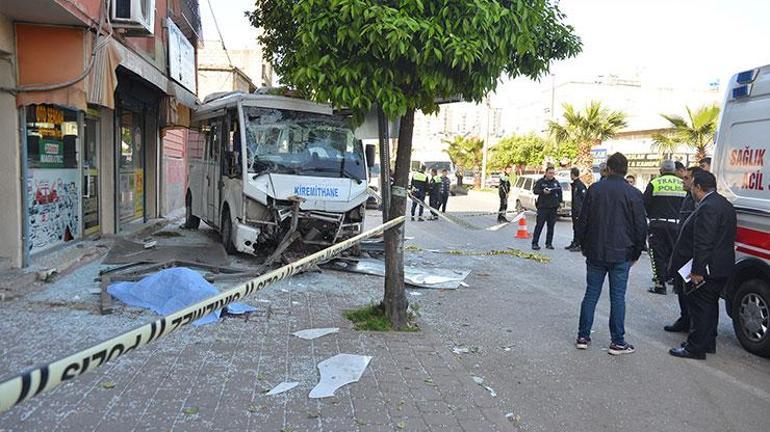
[533,208,557,246]
[411,191,425,217]
[570,215,579,246]
[498,193,508,219]
[648,221,678,285]
[440,193,448,212]
[673,276,690,326]
[685,279,723,354]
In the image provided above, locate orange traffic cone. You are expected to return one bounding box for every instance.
[515,214,531,239]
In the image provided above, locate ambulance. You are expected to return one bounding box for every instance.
[713,65,770,357]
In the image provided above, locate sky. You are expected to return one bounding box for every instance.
[201,0,770,103]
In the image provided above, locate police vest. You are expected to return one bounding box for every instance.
[651,175,686,198]
[412,172,428,182]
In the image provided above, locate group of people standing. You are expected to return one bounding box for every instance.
[409,165,452,221]
[574,153,735,359]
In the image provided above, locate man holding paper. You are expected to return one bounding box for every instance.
[668,171,736,360]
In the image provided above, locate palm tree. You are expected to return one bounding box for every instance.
[548,101,627,184]
[650,132,680,159]
[655,105,720,162]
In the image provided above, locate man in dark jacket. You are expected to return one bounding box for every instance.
[566,167,588,251]
[664,166,704,333]
[644,160,686,294]
[428,168,441,220]
[532,166,562,250]
[668,170,736,359]
[497,166,513,222]
[440,169,451,212]
[575,152,647,355]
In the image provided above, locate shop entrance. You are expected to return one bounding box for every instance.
[83,113,100,236]
[117,108,145,229]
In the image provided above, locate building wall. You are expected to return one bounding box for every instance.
[198,41,273,89]
[197,69,235,99]
[0,13,22,268]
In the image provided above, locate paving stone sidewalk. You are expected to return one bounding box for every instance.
[0,257,517,432]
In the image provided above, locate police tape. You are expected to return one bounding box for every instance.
[406,193,482,230]
[0,216,406,415]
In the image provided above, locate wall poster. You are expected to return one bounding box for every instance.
[27,169,80,254]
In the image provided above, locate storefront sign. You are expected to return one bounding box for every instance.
[626,153,691,169]
[38,139,64,168]
[592,148,608,164]
[167,18,196,94]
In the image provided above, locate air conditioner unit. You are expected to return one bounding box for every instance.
[111,0,155,36]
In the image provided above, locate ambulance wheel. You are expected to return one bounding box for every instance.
[184,192,200,229]
[221,208,238,255]
[732,279,770,358]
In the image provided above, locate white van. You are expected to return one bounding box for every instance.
[510,174,572,217]
[713,65,770,357]
[185,91,374,255]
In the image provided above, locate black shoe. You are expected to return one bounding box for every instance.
[664,320,689,333]
[680,341,715,354]
[417,217,424,222]
[669,346,706,360]
[532,244,541,251]
[648,286,667,295]
[498,217,510,223]
[411,216,415,221]
[545,244,554,250]
[564,243,575,250]
[568,245,582,252]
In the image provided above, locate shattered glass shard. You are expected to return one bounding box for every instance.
[309,354,372,399]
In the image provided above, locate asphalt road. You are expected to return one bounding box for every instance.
[401,190,770,432]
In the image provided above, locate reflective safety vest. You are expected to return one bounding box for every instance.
[651,175,686,198]
[412,172,428,182]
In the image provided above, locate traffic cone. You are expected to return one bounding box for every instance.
[515,214,531,239]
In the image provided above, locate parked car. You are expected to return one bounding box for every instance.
[485,173,501,188]
[510,174,572,217]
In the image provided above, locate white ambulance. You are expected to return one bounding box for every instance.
[713,65,770,357]
[185,91,375,255]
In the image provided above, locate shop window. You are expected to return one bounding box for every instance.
[25,104,81,254]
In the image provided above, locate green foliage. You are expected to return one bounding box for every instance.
[444,135,483,172]
[490,134,545,170]
[247,0,582,120]
[548,101,627,147]
[655,105,720,160]
[650,132,680,157]
[345,303,392,331]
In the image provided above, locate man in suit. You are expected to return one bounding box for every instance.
[668,170,736,359]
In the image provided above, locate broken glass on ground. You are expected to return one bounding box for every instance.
[266,381,299,396]
[472,376,497,397]
[324,258,470,289]
[309,353,372,399]
[292,328,339,340]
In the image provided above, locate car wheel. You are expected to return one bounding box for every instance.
[732,279,770,357]
[515,200,523,212]
[183,193,200,229]
[221,209,238,255]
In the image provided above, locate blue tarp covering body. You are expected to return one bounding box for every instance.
[107,267,256,326]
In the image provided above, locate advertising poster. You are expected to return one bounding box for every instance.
[27,168,80,254]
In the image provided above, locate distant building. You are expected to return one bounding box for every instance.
[197,40,273,99]
[412,101,503,160]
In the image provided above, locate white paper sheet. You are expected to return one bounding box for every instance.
[678,259,693,283]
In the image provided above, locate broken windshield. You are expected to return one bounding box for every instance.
[245,107,365,181]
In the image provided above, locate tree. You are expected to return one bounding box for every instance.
[445,136,483,187]
[548,101,626,184]
[249,0,581,329]
[653,105,720,162]
[489,134,546,173]
[650,132,680,159]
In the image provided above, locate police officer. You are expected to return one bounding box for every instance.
[532,166,563,250]
[644,160,686,294]
[498,166,513,222]
[566,167,587,251]
[428,168,441,220]
[410,166,429,221]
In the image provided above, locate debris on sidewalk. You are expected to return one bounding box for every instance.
[266,381,299,396]
[103,238,229,266]
[452,346,480,355]
[292,327,339,340]
[107,267,257,326]
[325,258,470,289]
[471,376,497,397]
[442,248,550,263]
[309,353,372,399]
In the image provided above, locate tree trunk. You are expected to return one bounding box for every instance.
[473,166,481,189]
[576,140,594,185]
[695,146,707,164]
[382,108,414,330]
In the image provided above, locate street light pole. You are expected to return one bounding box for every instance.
[481,96,491,188]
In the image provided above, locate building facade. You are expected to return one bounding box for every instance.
[197,40,273,101]
[0,0,201,268]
